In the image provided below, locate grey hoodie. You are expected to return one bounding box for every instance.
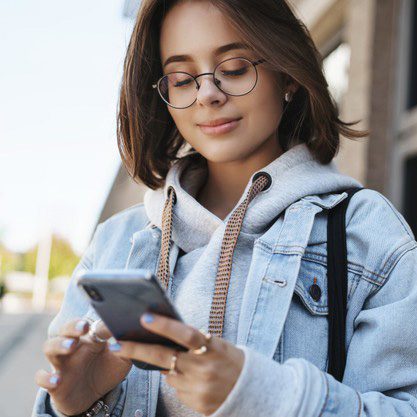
[143,143,361,417]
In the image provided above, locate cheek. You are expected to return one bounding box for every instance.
[246,80,283,132]
[168,109,194,139]
[168,107,196,132]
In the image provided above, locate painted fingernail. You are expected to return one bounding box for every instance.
[49,374,60,385]
[62,339,75,350]
[109,342,121,352]
[142,313,154,323]
[75,319,88,332]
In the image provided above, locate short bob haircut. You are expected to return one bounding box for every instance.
[117,0,368,190]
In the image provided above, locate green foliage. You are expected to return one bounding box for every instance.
[0,235,80,280]
[48,235,80,279]
[0,245,18,277]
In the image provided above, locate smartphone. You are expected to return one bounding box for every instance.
[77,269,187,371]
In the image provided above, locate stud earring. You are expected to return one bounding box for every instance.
[284,91,293,102]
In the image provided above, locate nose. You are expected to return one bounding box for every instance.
[195,74,227,107]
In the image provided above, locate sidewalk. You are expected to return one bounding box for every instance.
[0,312,55,417]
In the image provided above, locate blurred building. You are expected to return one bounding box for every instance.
[98,0,417,237]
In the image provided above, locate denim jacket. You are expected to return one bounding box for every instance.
[33,176,417,417]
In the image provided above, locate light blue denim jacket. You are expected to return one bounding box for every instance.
[33,145,417,417]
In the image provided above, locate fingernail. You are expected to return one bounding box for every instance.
[109,342,121,352]
[62,339,75,350]
[142,313,154,323]
[49,374,60,385]
[75,319,88,332]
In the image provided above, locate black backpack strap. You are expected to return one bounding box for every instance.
[327,187,364,382]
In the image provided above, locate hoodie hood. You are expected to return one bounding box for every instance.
[144,143,362,254]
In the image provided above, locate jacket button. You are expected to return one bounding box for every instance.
[134,410,143,417]
[309,284,322,301]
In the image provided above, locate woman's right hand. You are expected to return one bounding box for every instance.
[35,318,132,416]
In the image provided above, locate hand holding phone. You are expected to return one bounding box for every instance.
[77,269,188,371]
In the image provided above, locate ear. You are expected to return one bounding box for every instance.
[282,73,300,95]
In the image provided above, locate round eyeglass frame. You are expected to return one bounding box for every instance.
[152,57,266,109]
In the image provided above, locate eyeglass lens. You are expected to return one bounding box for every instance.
[158,58,257,108]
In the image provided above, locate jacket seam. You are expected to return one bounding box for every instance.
[302,244,417,287]
[303,250,386,283]
[380,240,417,277]
[370,245,417,296]
[356,390,362,417]
[301,253,365,278]
[269,245,389,288]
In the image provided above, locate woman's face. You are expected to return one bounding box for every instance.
[159,0,287,164]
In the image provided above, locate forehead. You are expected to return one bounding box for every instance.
[159,1,243,61]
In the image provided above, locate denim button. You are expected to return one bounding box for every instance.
[134,410,143,417]
[309,283,322,301]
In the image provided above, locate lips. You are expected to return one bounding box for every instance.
[197,118,242,135]
[197,117,242,127]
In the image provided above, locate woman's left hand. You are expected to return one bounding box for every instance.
[109,313,244,416]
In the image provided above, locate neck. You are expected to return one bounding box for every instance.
[196,135,283,219]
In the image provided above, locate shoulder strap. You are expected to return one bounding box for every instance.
[327,187,364,382]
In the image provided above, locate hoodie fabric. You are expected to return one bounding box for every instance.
[143,143,361,417]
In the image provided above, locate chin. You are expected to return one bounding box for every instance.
[197,144,251,164]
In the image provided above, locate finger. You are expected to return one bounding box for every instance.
[164,371,192,391]
[92,320,112,340]
[58,318,90,338]
[110,341,193,374]
[35,369,62,391]
[43,337,79,367]
[140,313,208,351]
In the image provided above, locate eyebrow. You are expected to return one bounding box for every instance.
[162,42,250,68]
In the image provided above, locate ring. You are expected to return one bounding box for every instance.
[190,332,212,355]
[169,351,179,375]
[88,319,107,344]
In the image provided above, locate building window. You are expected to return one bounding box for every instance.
[403,154,417,237]
[323,42,351,106]
[408,0,417,109]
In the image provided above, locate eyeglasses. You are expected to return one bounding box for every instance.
[152,57,266,109]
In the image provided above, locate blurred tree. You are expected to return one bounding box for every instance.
[0,244,19,274]
[0,235,79,279]
[48,235,80,279]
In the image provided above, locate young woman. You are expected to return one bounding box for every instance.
[33,1,417,416]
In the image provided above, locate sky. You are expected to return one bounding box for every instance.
[0,0,135,256]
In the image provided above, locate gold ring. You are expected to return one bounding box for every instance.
[190,332,212,355]
[169,351,179,375]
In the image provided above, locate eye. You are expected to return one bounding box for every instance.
[221,67,248,77]
[165,73,194,88]
[174,78,193,87]
[217,58,251,77]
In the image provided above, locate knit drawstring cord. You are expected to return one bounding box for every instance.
[156,173,271,337]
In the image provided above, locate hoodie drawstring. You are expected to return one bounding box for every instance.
[157,173,271,337]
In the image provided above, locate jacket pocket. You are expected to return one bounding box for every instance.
[294,257,329,315]
[279,258,330,371]
[279,256,360,372]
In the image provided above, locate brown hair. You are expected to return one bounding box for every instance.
[117,0,368,190]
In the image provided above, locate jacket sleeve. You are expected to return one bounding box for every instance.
[31,224,127,417]
[209,245,417,417]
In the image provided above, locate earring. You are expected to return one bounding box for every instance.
[284,91,293,102]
